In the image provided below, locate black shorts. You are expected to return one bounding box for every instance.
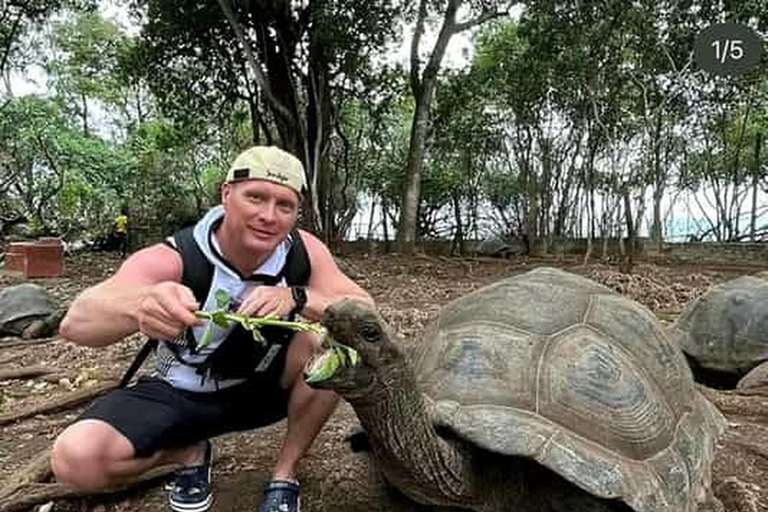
[78,376,291,457]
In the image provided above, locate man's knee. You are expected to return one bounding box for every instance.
[51,420,133,489]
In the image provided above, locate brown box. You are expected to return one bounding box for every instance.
[4,239,64,277]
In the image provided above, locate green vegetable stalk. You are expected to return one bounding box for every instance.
[194,309,326,350]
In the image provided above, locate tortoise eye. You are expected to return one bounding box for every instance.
[359,323,380,343]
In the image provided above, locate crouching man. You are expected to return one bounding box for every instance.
[52,146,373,512]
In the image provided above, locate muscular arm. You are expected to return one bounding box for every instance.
[299,230,374,322]
[59,244,196,347]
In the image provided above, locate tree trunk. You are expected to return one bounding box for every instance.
[381,196,390,251]
[248,93,261,145]
[649,111,664,251]
[367,196,377,240]
[398,91,432,254]
[81,92,89,136]
[621,187,635,273]
[751,132,762,241]
[451,191,464,255]
[218,0,329,234]
[397,0,507,254]
[583,137,597,266]
[307,39,334,240]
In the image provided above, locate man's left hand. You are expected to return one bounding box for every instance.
[237,286,295,318]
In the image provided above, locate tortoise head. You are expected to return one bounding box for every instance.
[304,299,400,394]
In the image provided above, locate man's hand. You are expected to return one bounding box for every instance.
[137,282,200,340]
[236,286,295,318]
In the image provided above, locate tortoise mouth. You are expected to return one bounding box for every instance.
[304,334,360,385]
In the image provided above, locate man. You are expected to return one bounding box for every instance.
[51,146,373,512]
[113,207,129,258]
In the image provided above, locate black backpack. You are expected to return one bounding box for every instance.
[119,226,311,387]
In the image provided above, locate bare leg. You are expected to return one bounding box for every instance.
[271,331,340,481]
[51,419,204,491]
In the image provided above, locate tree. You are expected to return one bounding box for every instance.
[135,0,404,237]
[396,0,515,254]
[45,12,130,136]
[0,0,93,79]
[432,69,502,252]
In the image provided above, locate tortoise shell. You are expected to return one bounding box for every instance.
[0,283,56,334]
[408,267,724,512]
[669,275,768,374]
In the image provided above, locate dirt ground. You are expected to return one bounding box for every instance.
[1,251,768,512]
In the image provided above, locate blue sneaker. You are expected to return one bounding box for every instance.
[168,440,213,512]
[256,480,300,512]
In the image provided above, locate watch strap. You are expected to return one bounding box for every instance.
[289,286,307,318]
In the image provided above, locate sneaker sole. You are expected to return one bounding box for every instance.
[169,494,213,512]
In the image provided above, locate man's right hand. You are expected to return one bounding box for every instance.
[137,282,200,341]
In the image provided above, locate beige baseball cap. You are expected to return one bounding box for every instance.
[226,146,307,196]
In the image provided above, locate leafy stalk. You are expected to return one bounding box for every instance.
[194,309,325,350]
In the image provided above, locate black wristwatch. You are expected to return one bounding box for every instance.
[289,286,308,318]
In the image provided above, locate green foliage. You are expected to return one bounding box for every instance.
[47,13,128,110]
[5,0,768,247]
[0,0,96,76]
[195,289,325,350]
[474,20,548,125]
[337,73,412,229]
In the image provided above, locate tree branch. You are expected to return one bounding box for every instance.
[0,10,21,78]
[452,8,509,34]
[216,0,292,122]
[0,366,55,381]
[0,381,117,427]
[0,464,177,512]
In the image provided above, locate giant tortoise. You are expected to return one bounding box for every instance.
[668,275,768,376]
[0,283,64,339]
[306,267,725,512]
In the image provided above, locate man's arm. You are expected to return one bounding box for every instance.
[235,231,373,321]
[59,244,199,347]
[297,230,373,322]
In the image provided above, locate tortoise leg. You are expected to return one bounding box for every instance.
[21,309,65,339]
[22,319,47,339]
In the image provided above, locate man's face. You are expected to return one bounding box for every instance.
[221,179,300,253]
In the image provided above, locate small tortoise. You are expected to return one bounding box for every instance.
[669,275,768,376]
[306,267,725,512]
[0,283,65,339]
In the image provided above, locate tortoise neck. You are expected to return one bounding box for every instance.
[346,360,478,507]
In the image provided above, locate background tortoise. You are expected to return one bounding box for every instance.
[306,267,726,512]
[668,275,768,377]
[0,283,65,339]
[736,360,768,390]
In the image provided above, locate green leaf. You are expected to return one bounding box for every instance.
[198,323,214,350]
[251,329,267,347]
[305,349,342,384]
[214,289,230,309]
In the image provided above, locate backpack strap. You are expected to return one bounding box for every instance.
[281,229,311,286]
[118,339,157,388]
[173,226,215,303]
[119,226,214,387]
